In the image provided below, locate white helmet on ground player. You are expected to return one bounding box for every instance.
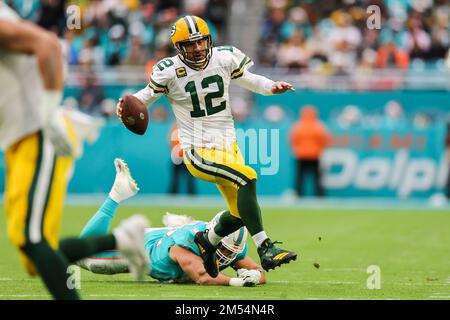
[208,211,248,267]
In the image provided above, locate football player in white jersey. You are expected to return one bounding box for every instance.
[0,2,149,299]
[117,15,297,278]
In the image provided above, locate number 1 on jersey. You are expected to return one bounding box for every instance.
[185,81,205,117]
[185,75,226,118]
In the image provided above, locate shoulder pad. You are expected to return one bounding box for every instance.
[149,58,176,93]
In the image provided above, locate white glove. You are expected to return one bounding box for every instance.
[229,269,261,287]
[41,91,74,156]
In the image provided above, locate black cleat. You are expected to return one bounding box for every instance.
[194,231,219,278]
[257,239,297,272]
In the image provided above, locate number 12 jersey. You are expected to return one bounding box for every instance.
[134,46,275,150]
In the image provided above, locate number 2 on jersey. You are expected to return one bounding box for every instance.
[185,75,226,118]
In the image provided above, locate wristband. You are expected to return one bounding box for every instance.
[229,277,244,287]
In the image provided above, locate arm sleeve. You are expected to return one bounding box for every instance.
[133,65,170,107]
[133,85,163,107]
[232,69,275,96]
[228,46,254,79]
[227,46,275,96]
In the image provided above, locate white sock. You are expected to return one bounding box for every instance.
[252,231,268,248]
[109,190,123,204]
[207,228,223,247]
[109,179,137,203]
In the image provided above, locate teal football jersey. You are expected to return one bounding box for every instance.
[144,221,248,282]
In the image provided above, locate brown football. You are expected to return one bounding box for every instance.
[121,95,148,135]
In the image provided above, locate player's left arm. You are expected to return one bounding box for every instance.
[233,70,294,95]
[270,79,295,94]
[170,245,232,286]
[233,256,266,285]
[228,47,294,95]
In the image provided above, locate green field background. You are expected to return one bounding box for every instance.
[0,205,449,300]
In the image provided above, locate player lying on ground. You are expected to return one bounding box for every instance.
[77,159,266,286]
[117,15,297,278]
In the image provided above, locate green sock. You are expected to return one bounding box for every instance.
[59,234,116,264]
[21,241,79,300]
[237,179,264,236]
[213,210,244,237]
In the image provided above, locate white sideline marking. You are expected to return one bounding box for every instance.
[31,193,450,211]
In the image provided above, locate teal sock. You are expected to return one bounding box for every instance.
[21,241,79,300]
[59,196,119,263]
[237,179,264,236]
[80,196,118,238]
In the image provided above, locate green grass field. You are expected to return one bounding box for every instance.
[0,205,449,300]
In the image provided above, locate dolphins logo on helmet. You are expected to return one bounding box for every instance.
[208,211,248,267]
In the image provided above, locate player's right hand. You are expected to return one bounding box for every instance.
[43,112,74,157]
[116,98,124,123]
[236,268,261,287]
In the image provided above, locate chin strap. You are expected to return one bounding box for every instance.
[178,52,209,70]
[176,36,212,70]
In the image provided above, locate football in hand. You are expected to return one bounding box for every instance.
[120,95,148,135]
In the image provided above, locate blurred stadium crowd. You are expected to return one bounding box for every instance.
[7,0,449,72]
[2,0,450,198]
[259,0,449,74]
[5,0,227,69]
[5,0,449,124]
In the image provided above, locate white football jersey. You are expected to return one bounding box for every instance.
[0,2,44,150]
[134,46,275,150]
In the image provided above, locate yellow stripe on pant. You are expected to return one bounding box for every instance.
[4,122,75,275]
[183,142,257,218]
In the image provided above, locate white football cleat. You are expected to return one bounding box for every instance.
[109,158,139,203]
[113,214,150,281]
